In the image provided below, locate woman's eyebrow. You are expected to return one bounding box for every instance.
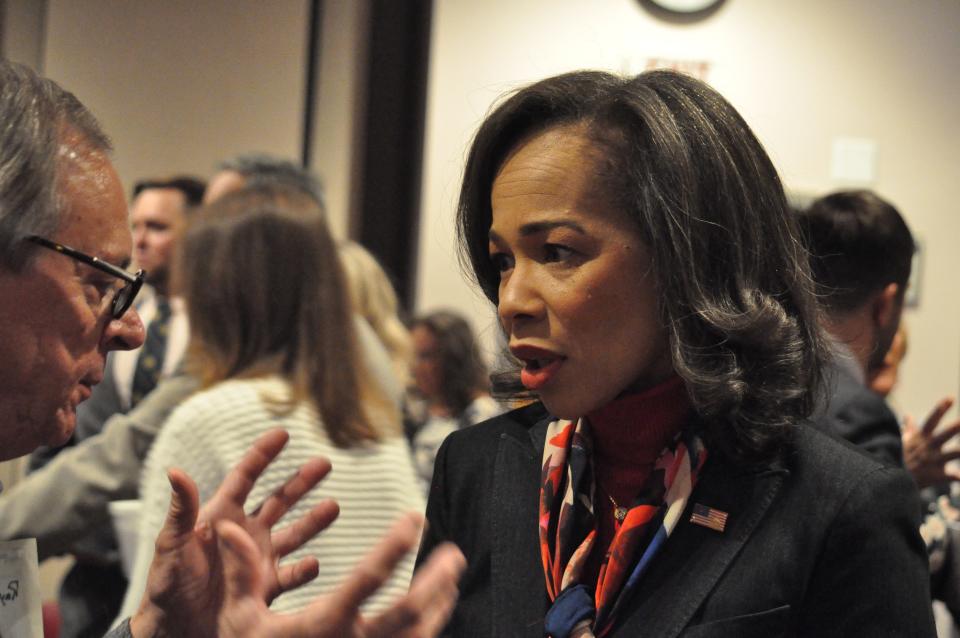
[518,219,586,236]
[489,220,587,242]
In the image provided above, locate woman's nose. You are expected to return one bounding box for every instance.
[497,268,544,331]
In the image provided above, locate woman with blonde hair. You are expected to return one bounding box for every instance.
[121,183,423,617]
[338,240,414,388]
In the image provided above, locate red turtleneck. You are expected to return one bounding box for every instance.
[582,374,692,588]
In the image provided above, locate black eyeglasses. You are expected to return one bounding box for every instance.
[27,235,145,319]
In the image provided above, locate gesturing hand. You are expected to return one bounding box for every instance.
[215,512,466,637]
[903,397,960,489]
[130,428,340,638]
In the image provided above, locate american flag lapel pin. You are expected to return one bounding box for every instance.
[690,503,728,532]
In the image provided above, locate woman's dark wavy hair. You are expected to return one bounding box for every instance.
[457,70,828,464]
[411,310,489,416]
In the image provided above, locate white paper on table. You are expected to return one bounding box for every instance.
[0,538,43,637]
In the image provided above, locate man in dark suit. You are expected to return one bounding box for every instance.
[798,189,915,467]
[800,190,960,630]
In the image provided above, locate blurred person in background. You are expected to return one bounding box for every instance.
[409,310,504,490]
[799,190,913,468]
[204,152,324,205]
[869,324,960,635]
[119,183,425,620]
[864,321,960,491]
[801,190,960,632]
[799,191,960,487]
[868,322,908,399]
[205,156,407,411]
[339,240,414,392]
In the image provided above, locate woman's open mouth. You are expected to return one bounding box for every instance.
[510,344,566,391]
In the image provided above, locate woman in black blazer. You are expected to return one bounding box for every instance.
[417,70,934,637]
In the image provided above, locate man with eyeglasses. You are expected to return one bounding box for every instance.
[25,177,205,469]
[0,59,463,637]
[0,135,146,461]
[25,176,204,638]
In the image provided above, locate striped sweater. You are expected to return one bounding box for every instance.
[119,375,424,618]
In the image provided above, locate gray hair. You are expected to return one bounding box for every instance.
[0,59,112,270]
[217,153,325,208]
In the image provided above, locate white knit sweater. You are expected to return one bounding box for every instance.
[118,375,424,619]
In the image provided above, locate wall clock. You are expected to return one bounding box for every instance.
[647,0,723,12]
[640,0,725,21]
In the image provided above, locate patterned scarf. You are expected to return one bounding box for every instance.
[539,417,707,637]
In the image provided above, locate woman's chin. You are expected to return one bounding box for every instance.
[539,392,602,421]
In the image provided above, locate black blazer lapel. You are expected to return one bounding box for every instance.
[490,418,550,637]
[613,456,788,637]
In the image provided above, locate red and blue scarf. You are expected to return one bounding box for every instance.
[539,417,707,637]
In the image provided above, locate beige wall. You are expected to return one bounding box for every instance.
[43,0,309,193]
[416,0,960,415]
[1,0,47,69]
[309,0,370,240]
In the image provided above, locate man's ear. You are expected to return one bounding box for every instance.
[872,282,902,329]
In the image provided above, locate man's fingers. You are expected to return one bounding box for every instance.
[215,429,290,509]
[923,397,956,436]
[271,499,340,558]
[275,556,321,595]
[253,457,332,529]
[217,523,323,638]
[217,520,269,604]
[156,468,201,547]
[363,542,466,637]
[316,512,423,626]
[406,574,460,637]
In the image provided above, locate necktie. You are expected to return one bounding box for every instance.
[130,297,172,406]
